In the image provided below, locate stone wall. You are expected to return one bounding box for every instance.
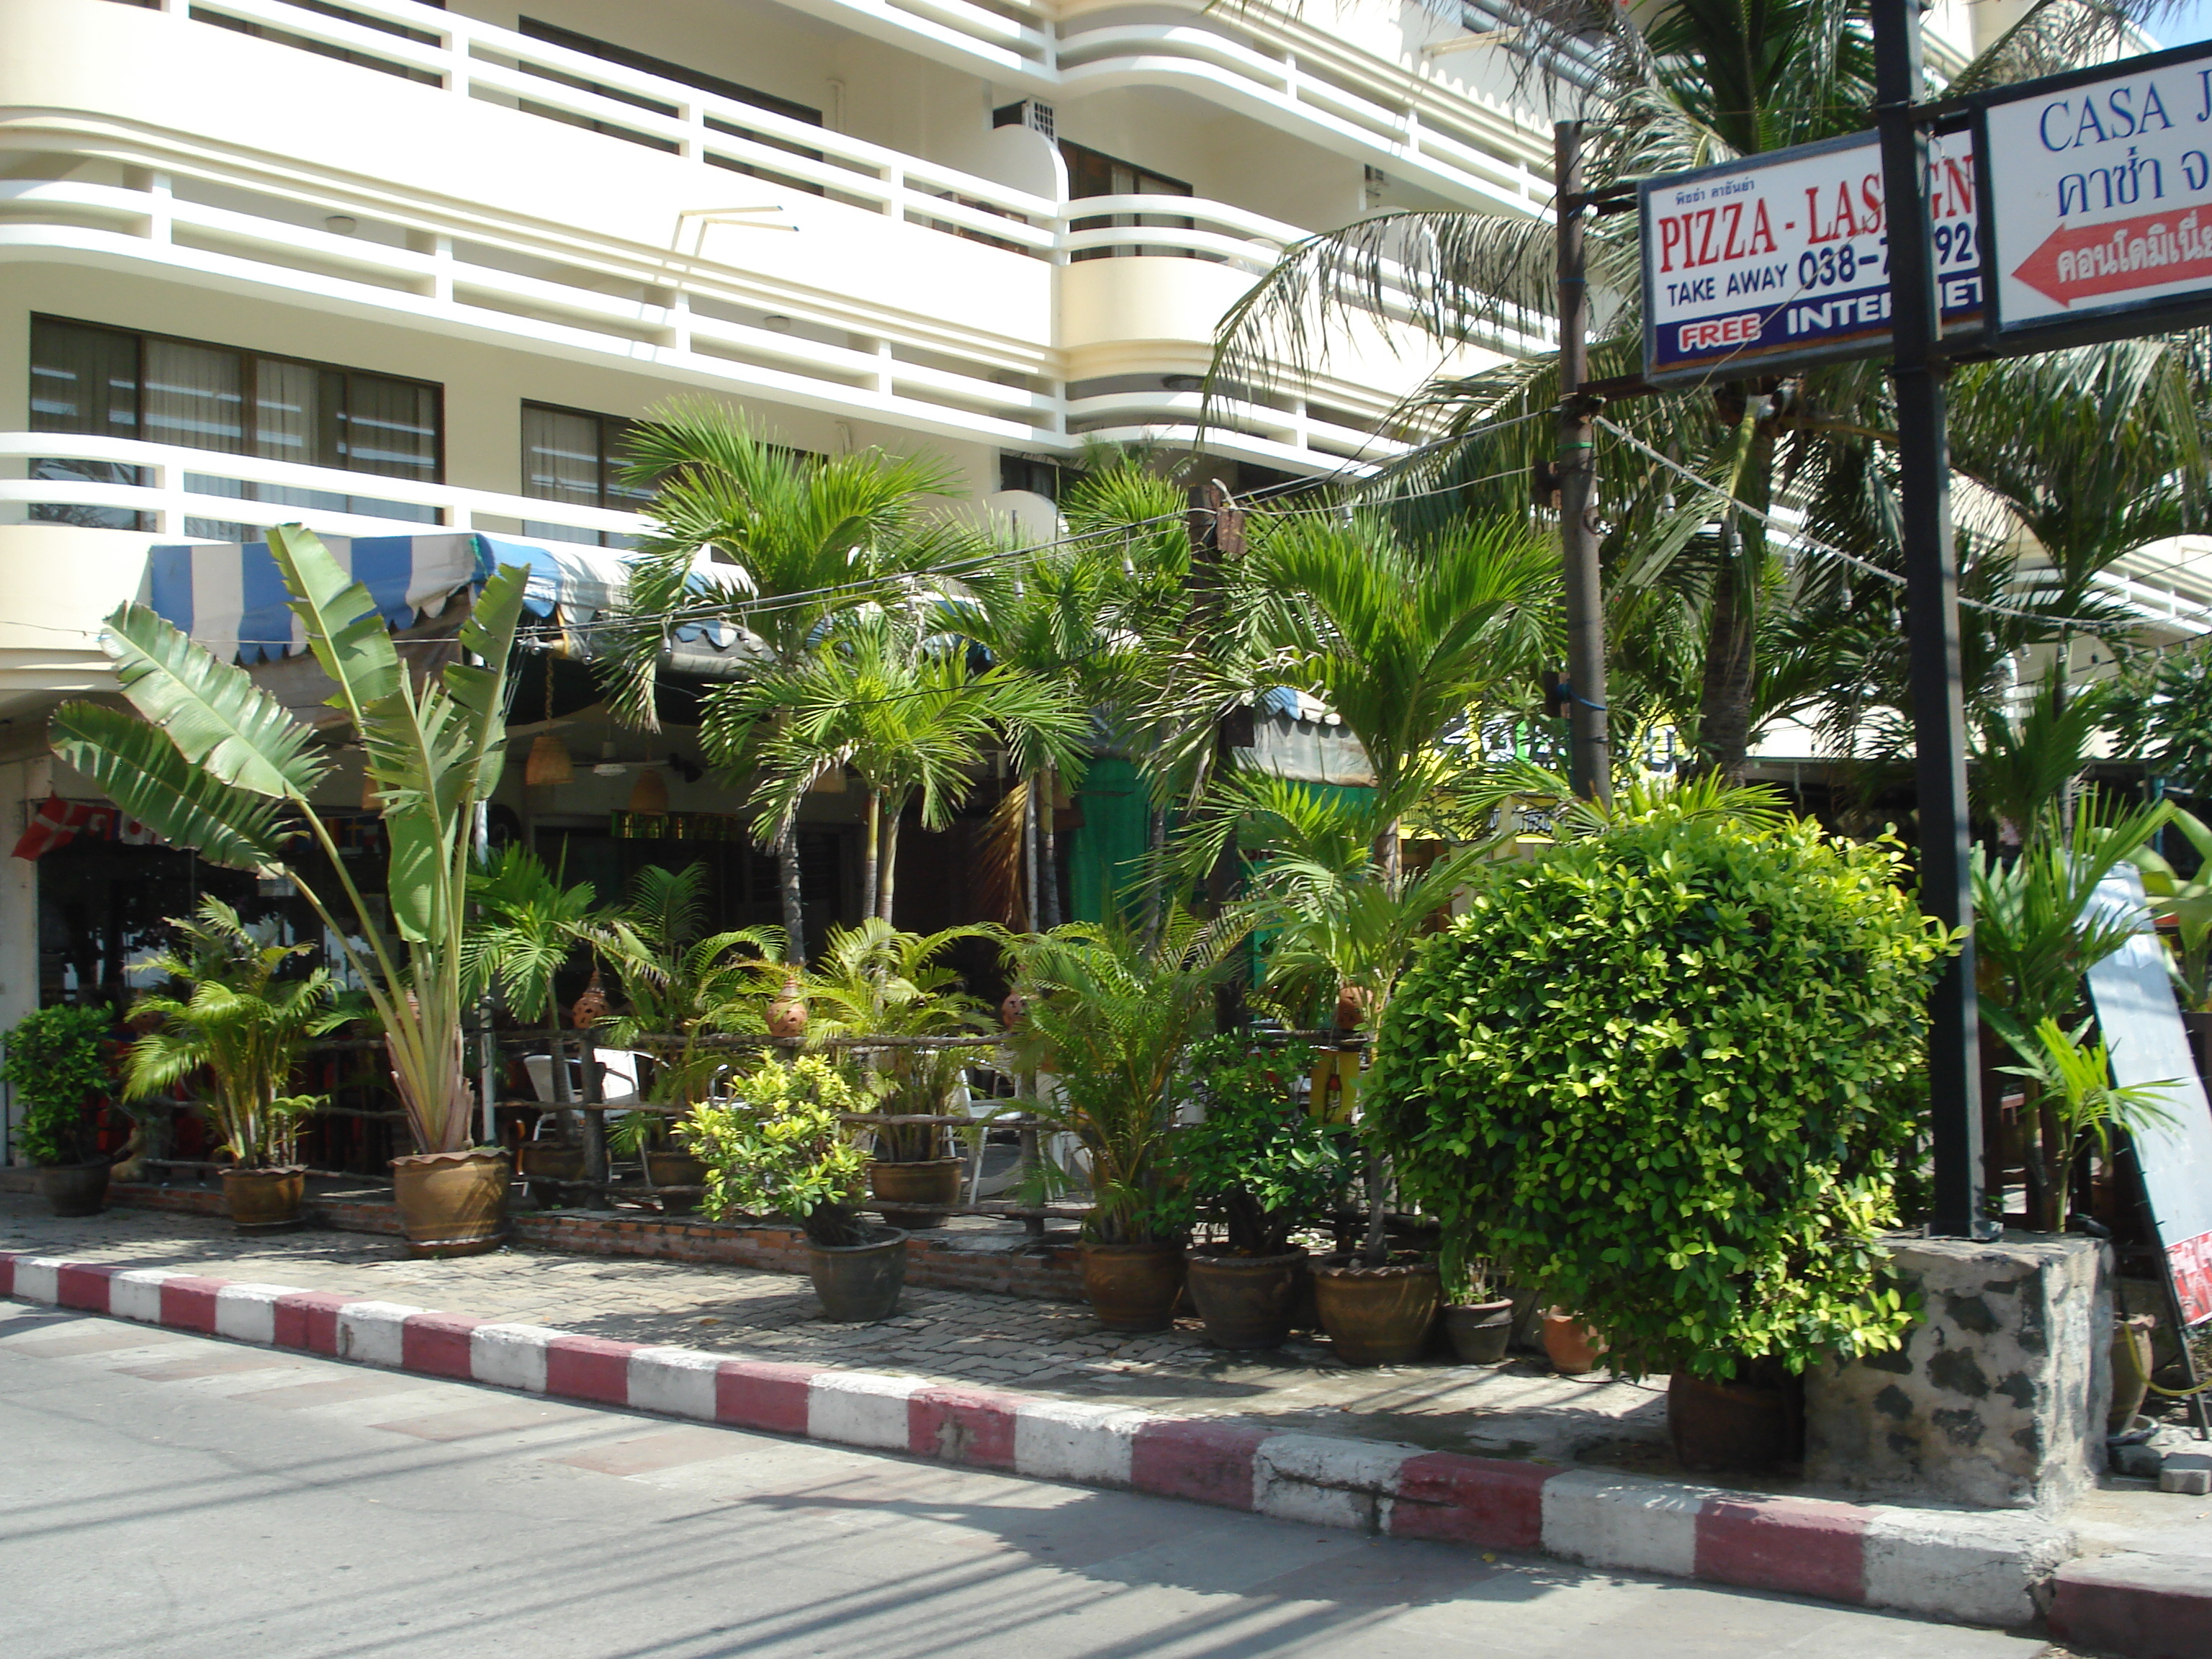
[1804,1232,2111,1511]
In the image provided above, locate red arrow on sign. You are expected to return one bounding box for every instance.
[2012,208,2212,307]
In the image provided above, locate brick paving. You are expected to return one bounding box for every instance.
[0,1191,1668,1463]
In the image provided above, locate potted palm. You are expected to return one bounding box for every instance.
[2,1004,118,1215]
[803,919,996,1228]
[124,898,354,1229]
[1179,1036,1353,1349]
[1439,1257,1516,1366]
[50,525,530,1254]
[680,1056,904,1321]
[1003,907,1239,1332]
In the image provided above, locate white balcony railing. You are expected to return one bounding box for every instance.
[112,0,1549,219]
[0,433,651,543]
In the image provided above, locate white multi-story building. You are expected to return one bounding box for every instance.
[0,0,2185,1042]
[0,0,1583,1030]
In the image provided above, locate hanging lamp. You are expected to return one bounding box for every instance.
[524,656,573,786]
[627,767,670,814]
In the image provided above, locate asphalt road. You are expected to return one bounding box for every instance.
[0,1302,2054,1659]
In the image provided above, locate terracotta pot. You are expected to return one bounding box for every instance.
[1442,1298,1516,1365]
[2110,1313,2158,1435]
[1541,1308,1606,1375]
[1311,1259,1440,1365]
[1081,1243,1187,1333]
[807,1226,908,1322]
[222,1165,305,1230]
[644,1149,707,1215]
[390,1148,510,1257]
[868,1156,963,1230]
[37,1161,109,1218]
[516,1142,586,1209]
[1186,1248,1308,1349]
[1668,1370,1804,1473]
[1333,982,1377,1032]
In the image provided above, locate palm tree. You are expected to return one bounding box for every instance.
[1209,0,2194,778]
[598,400,972,960]
[125,898,356,1169]
[1239,510,1556,890]
[724,604,1089,925]
[595,863,786,1104]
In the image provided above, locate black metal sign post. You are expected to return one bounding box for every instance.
[1874,0,1988,1239]
[1555,119,1611,806]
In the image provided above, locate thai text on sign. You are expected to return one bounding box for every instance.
[1639,130,1981,384]
[1981,39,2212,341]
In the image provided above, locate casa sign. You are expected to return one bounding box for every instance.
[1978,38,2212,347]
[1639,130,1983,385]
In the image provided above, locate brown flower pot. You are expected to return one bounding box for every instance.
[2110,1314,2158,1435]
[1311,1259,1440,1365]
[807,1226,908,1322]
[516,1142,586,1209]
[1081,1243,1187,1333]
[768,978,809,1039]
[222,1166,305,1231]
[1442,1298,1516,1365]
[1541,1308,1606,1375]
[37,1161,109,1218]
[644,1149,707,1215]
[1186,1248,1308,1349]
[1668,1370,1804,1473]
[390,1148,510,1257]
[868,1156,963,1230]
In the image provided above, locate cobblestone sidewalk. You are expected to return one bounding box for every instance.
[0,1192,1667,1465]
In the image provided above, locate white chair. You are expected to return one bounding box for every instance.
[524,1048,644,1138]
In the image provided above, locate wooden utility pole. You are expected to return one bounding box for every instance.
[1555,120,1611,806]
[1872,0,1986,1237]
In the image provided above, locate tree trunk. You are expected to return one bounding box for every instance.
[1694,396,1776,783]
[878,804,902,925]
[2033,1087,2067,1233]
[862,791,881,928]
[1023,775,1040,933]
[1040,765,1061,931]
[777,819,807,966]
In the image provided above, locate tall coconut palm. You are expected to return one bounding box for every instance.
[1210,0,2193,778]
[598,400,972,960]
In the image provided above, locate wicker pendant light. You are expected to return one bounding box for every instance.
[524,656,573,786]
[627,766,670,814]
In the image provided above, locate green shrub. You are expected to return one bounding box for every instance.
[3,1005,116,1166]
[1179,1038,1353,1256]
[1364,808,1949,1380]
[680,1056,871,1245]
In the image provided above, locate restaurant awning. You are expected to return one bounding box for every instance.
[145,531,762,675]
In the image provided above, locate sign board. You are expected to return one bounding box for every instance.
[2086,868,2212,1326]
[1979,40,2212,350]
[1639,130,1982,385]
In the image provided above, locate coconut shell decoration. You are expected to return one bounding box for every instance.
[570,969,609,1030]
[1334,982,1377,1033]
[999,989,1030,1030]
[767,976,809,1039]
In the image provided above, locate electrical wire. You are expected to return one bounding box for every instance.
[1595,415,2118,631]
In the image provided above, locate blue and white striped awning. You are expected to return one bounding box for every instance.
[146,532,757,672]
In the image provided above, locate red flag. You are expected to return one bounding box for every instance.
[12,794,98,860]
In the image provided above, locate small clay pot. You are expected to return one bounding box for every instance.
[37,1161,109,1218]
[808,1226,908,1322]
[1542,1308,1606,1375]
[868,1156,964,1229]
[1311,1258,1440,1365]
[390,1148,510,1257]
[644,1149,708,1215]
[999,990,1030,1030]
[1081,1243,1187,1332]
[1186,1248,1308,1349]
[1333,982,1377,1032]
[222,1165,306,1231]
[1441,1298,1516,1365]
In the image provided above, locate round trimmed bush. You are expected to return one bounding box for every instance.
[1364,806,1948,1379]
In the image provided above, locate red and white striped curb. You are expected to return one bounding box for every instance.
[2,1251,2074,1629]
[2049,1551,2212,1659]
